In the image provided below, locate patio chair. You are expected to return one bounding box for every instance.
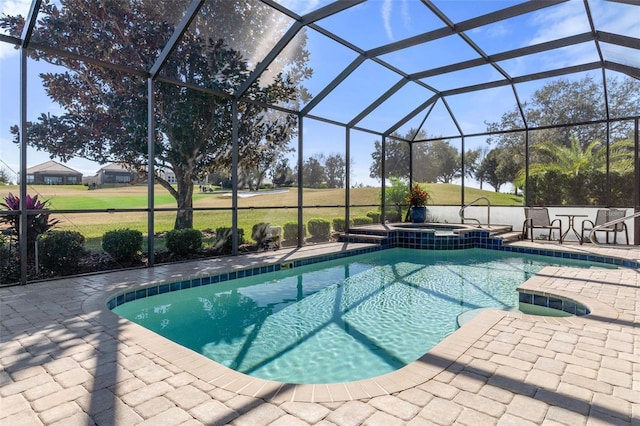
[522,207,563,243]
[581,208,629,244]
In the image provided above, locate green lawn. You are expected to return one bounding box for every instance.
[1,183,522,247]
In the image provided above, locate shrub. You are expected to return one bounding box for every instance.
[251,222,271,249]
[384,206,403,223]
[165,228,202,255]
[0,238,18,284]
[352,216,373,226]
[251,222,270,241]
[102,229,143,262]
[38,230,85,274]
[307,218,330,241]
[283,221,306,246]
[214,227,245,251]
[366,211,381,223]
[332,217,352,232]
[0,234,10,263]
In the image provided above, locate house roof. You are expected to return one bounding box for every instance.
[26,160,82,175]
[97,163,135,173]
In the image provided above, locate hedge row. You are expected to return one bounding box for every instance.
[2,214,382,280]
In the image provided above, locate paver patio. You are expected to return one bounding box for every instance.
[1,241,639,425]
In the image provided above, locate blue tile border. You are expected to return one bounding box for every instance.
[107,245,383,310]
[342,226,640,269]
[108,228,638,312]
[485,241,640,268]
[519,291,590,316]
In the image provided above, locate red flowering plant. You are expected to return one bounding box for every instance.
[407,183,430,207]
[0,193,59,253]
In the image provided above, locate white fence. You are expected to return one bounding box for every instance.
[426,205,636,244]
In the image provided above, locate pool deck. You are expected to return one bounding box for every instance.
[1,241,639,425]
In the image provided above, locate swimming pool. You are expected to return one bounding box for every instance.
[111,247,611,384]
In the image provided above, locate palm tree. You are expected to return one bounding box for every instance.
[530,135,602,178]
[606,138,634,174]
[519,134,633,205]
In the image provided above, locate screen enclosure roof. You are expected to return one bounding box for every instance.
[2,0,639,141]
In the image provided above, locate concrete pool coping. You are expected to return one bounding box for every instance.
[2,240,639,424]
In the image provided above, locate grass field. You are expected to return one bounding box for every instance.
[0,183,522,250]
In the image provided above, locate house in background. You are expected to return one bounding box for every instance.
[25,160,82,185]
[84,163,139,187]
[156,167,176,185]
[83,163,178,187]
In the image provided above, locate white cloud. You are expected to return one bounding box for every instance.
[380,0,412,42]
[0,42,18,60]
[0,0,32,59]
[0,0,32,16]
[528,1,590,45]
[525,0,639,46]
[381,0,393,41]
[276,0,320,15]
[589,0,640,37]
[486,22,510,39]
[400,0,410,31]
[524,0,633,69]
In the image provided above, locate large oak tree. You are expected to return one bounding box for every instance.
[2,0,311,229]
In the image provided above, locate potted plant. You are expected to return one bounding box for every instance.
[407,183,430,223]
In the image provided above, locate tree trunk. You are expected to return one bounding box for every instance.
[174,171,194,229]
[255,168,266,190]
[153,169,193,230]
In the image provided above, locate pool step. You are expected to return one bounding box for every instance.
[338,233,388,245]
[490,230,522,242]
[338,226,389,244]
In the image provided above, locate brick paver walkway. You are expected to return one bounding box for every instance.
[1,242,639,425]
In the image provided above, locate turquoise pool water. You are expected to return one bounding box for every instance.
[113,248,611,384]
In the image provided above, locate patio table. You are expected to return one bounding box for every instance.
[556,214,588,243]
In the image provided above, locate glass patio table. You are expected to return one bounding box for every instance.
[556,214,588,243]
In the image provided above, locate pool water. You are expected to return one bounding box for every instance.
[113,248,609,384]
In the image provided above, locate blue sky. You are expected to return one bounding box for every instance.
[1,0,638,186]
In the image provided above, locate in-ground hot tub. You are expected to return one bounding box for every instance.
[389,223,473,234]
